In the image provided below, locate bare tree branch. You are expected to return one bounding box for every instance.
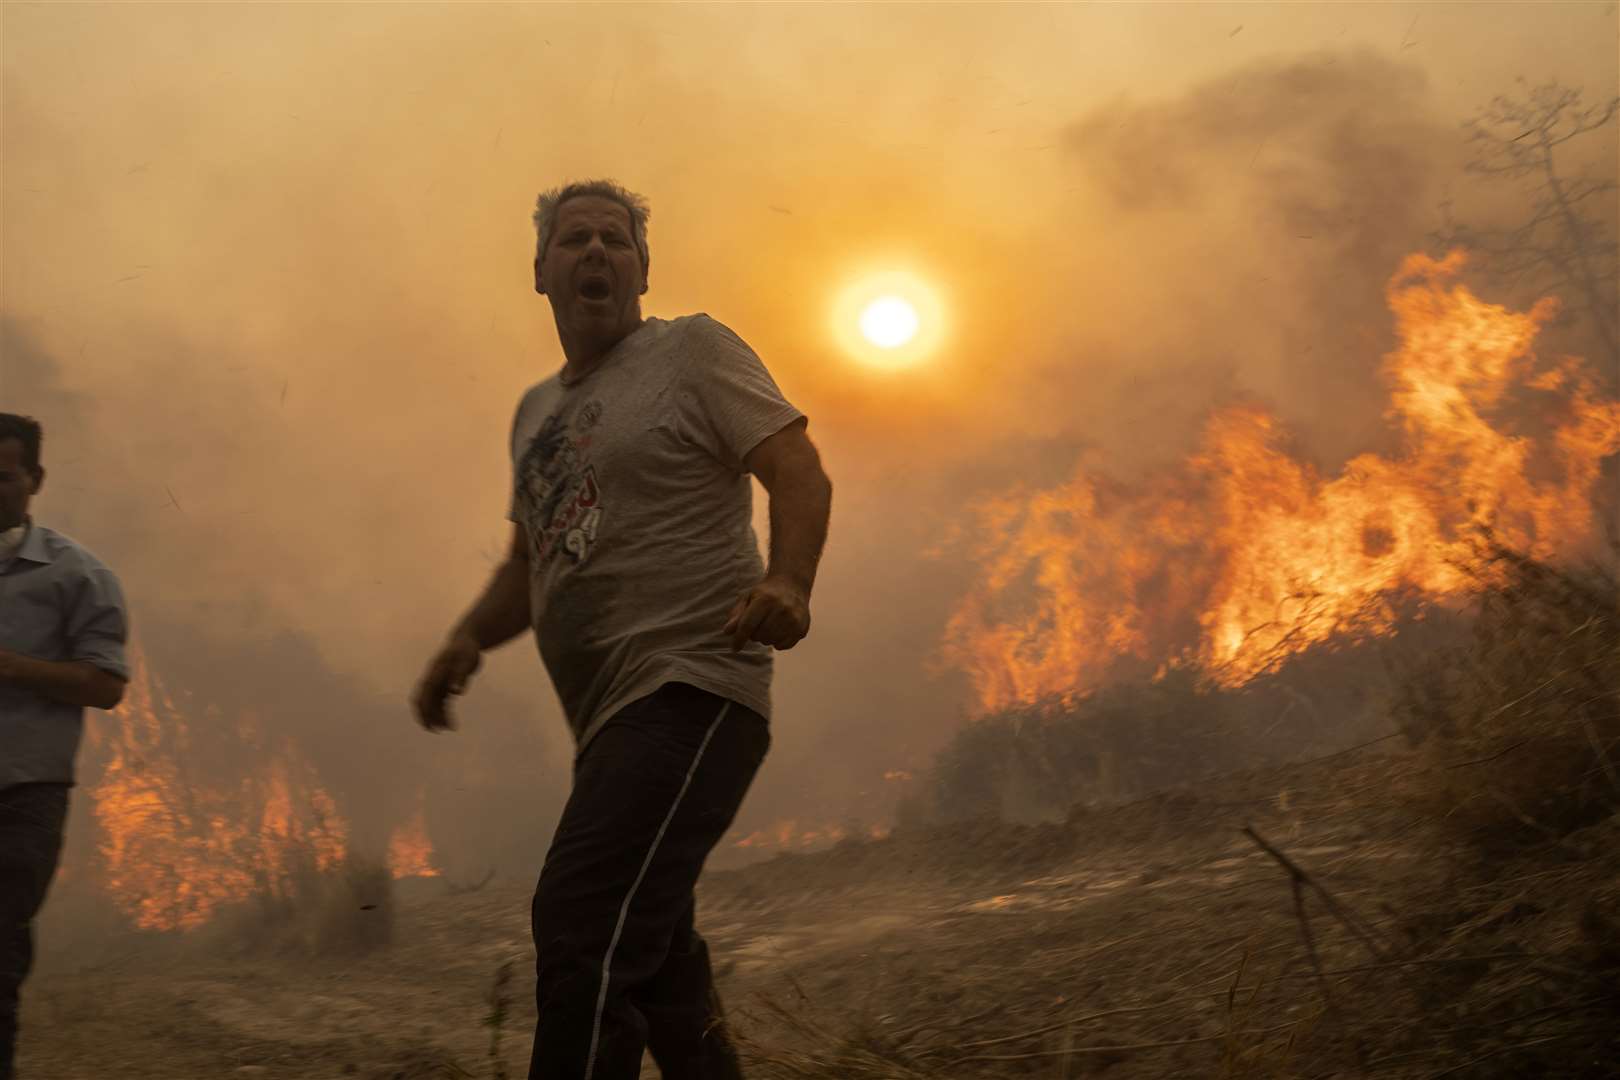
[1434,80,1620,367]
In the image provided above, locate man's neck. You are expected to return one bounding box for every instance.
[557,317,644,383]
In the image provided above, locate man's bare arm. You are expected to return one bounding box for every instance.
[453,523,534,650]
[412,523,531,730]
[725,421,832,651]
[0,650,126,710]
[755,421,831,595]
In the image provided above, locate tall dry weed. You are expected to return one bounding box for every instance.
[1393,540,1620,849]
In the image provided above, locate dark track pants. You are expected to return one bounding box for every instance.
[0,783,69,1080]
[528,683,769,1080]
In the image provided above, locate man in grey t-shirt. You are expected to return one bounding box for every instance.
[413,180,831,1080]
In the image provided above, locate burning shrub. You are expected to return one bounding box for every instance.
[1393,540,1620,848]
[74,643,450,951]
[941,251,1620,729]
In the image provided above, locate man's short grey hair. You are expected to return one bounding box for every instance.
[533,179,651,273]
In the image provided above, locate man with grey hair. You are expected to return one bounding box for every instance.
[414,179,831,1079]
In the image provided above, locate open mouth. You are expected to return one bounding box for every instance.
[578,277,612,302]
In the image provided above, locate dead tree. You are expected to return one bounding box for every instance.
[1435,80,1620,368]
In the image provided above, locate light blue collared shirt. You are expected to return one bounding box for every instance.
[0,520,130,789]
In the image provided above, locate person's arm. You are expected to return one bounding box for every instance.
[452,522,534,650]
[412,522,531,731]
[0,650,126,709]
[724,420,832,651]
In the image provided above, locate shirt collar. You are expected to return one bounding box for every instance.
[9,520,54,566]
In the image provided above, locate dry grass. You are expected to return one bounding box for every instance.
[1394,540,1620,849]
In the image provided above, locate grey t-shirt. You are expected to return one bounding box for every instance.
[508,313,805,748]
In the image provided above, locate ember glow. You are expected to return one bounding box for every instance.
[91,648,350,931]
[732,819,891,852]
[944,253,1620,713]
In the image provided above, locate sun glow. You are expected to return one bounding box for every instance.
[833,268,946,371]
[860,296,920,348]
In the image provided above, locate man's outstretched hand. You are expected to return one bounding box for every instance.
[724,576,811,652]
[412,630,483,731]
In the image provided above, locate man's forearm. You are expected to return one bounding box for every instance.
[0,650,126,710]
[453,557,533,650]
[765,470,832,595]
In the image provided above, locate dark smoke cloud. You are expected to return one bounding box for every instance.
[1030,52,1461,476]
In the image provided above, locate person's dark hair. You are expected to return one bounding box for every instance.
[0,413,44,479]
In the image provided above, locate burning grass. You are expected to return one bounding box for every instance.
[942,252,1620,719]
[731,541,1620,1077]
[67,640,448,954]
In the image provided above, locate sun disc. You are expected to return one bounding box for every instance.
[860,296,920,348]
[831,268,947,372]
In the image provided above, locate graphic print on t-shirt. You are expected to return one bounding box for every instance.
[514,401,604,567]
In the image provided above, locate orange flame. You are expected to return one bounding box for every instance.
[386,801,440,879]
[91,647,349,930]
[945,252,1620,713]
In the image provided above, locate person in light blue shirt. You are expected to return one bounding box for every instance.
[0,412,129,1079]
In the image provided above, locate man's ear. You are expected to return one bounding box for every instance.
[640,257,651,295]
[28,466,44,496]
[534,257,546,296]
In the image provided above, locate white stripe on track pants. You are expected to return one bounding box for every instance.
[528,682,768,1080]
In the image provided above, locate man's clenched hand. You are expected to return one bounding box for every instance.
[412,629,483,732]
[724,576,811,652]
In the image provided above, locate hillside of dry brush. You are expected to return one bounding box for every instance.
[723,542,1619,1078]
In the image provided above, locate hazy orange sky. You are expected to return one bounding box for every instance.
[4,3,1617,865]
